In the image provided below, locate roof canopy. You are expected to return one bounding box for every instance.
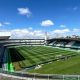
[0,32,11,40]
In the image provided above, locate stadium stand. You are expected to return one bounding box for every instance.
[73,41,80,47]
[48,38,80,49]
[0,36,80,80]
[65,41,75,48]
[71,41,80,49]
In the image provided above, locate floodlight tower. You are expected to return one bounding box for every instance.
[44,32,48,45]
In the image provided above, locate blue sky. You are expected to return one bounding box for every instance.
[0,0,80,38]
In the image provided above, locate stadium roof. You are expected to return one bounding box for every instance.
[0,32,11,40]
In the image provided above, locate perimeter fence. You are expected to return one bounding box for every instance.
[0,70,80,80]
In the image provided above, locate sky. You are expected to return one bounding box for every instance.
[0,0,80,38]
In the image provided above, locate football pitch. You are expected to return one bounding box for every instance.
[8,46,80,74]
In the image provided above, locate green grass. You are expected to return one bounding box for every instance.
[8,46,80,74]
[15,46,77,66]
[29,55,80,74]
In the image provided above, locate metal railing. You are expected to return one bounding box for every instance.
[0,69,80,80]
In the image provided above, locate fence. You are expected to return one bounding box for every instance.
[0,70,80,80]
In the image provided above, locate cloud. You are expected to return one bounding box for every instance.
[9,28,70,39]
[0,23,3,27]
[41,20,54,27]
[2,28,80,39]
[4,22,10,25]
[0,22,11,27]
[28,27,33,30]
[73,28,80,32]
[1,28,45,39]
[60,25,66,28]
[53,29,70,34]
[11,29,45,39]
[18,7,31,17]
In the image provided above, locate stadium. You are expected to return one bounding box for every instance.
[0,33,80,80]
[0,0,80,80]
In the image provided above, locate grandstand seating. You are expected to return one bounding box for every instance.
[73,41,80,47]
[65,41,75,48]
[48,39,80,49]
[71,41,80,49]
[48,40,56,46]
[55,41,66,47]
[50,40,70,47]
